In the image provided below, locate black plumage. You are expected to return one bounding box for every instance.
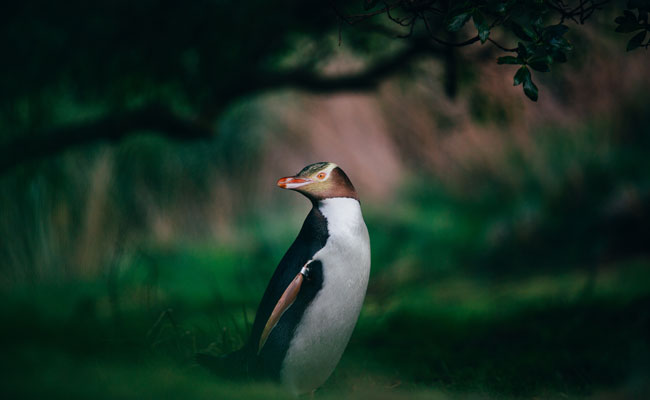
[197,206,329,379]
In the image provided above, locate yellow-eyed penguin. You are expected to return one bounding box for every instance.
[197,162,371,395]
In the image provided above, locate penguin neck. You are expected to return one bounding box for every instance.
[314,197,364,236]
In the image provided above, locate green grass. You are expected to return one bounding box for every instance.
[353,261,650,396]
[1,241,648,399]
[2,107,650,398]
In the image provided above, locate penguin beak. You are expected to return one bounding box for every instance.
[277,176,312,190]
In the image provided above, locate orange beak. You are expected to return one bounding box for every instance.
[277,176,312,189]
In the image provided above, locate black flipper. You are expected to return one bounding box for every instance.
[199,206,329,381]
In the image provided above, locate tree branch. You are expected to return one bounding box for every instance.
[261,40,436,93]
[0,105,213,175]
[1,41,437,175]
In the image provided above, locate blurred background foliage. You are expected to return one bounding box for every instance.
[1,1,650,399]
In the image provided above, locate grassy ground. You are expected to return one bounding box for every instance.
[2,113,650,399]
[1,238,649,399]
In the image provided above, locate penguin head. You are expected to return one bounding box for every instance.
[277,162,358,202]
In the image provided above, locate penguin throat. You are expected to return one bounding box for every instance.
[316,198,364,236]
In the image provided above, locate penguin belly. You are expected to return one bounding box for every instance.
[279,198,371,395]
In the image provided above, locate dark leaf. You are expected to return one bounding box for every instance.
[640,10,649,22]
[551,51,567,63]
[543,24,569,40]
[489,1,508,14]
[513,66,530,86]
[523,73,539,101]
[528,55,551,72]
[446,11,472,32]
[517,42,532,58]
[529,53,552,63]
[529,62,550,72]
[497,56,521,64]
[615,16,628,24]
[473,11,490,43]
[510,21,535,41]
[549,36,574,51]
[624,10,637,21]
[627,30,648,51]
[616,22,643,32]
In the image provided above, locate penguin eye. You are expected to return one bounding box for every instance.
[316,172,326,180]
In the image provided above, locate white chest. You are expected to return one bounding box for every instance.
[280,198,371,395]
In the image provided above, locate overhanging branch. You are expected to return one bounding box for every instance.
[1,41,437,175]
[0,105,213,174]
[262,39,437,93]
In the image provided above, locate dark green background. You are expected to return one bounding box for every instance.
[1,1,649,398]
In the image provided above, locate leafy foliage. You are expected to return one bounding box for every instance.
[337,1,642,101]
[0,0,646,174]
[615,1,650,51]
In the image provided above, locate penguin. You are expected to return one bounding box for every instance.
[197,162,371,396]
